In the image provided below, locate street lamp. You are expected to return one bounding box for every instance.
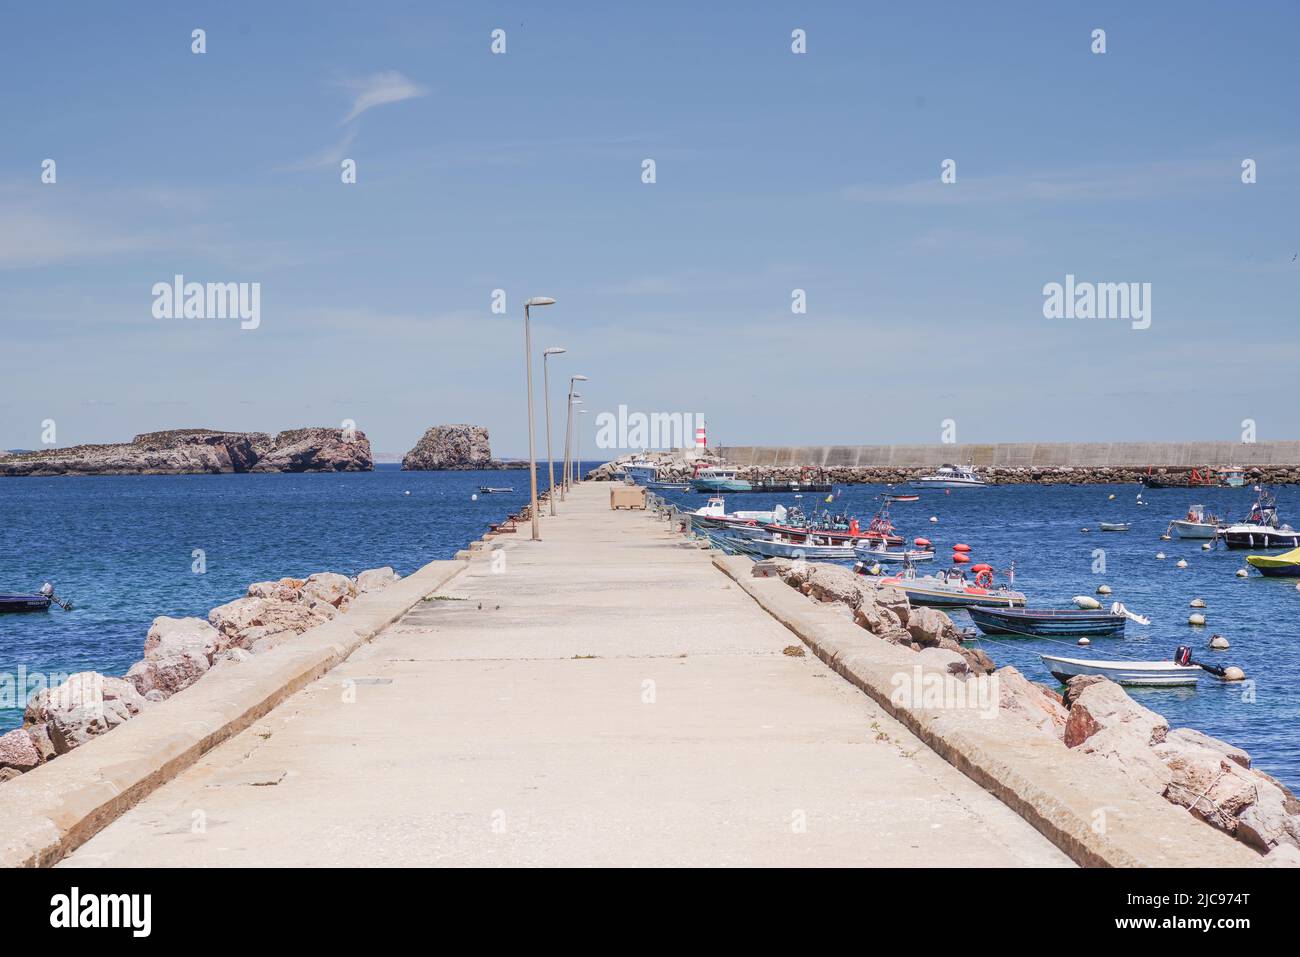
[523,296,555,540]
[562,374,588,496]
[542,346,566,516]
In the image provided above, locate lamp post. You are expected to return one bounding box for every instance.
[542,347,566,516]
[523,297,555,540]
[562,374,588,495]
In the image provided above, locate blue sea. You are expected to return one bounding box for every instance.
[3,472,1298,791]
[653,482,1300,791]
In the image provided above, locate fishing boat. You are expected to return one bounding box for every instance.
[884,494,919,503]
[853,537,935,564]
[1167,504,1222,540]
[1039,654,1201,687]
[478,486,515,494]
[1139,466,1226,489]
[623,458,661,485]
[688,497,786,538]
[1246,547,1300,577]
[968,606,1126,638]
[1098,522,1130,532]
[875,558,1026,608]
[645,480,691,491]
[0,593,53,613]
[1221,467,1248,488]
[1219,489,1300,549]
[748,529,862,560]
[766,505,902,546]
[909,464,986,489]
[689,466,752,493]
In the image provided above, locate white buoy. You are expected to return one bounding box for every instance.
[1077,637,1091,646]
[1156,552,1166,560]
[1190,598,1206,608]
[1081,527,1090,533]
[1097,584,1112,595]
[1074,595,1102,609]
[1224,666,1245,682]
[1160,534,1171,541]
[471,493,478,501]
[1176,559,1188,568]
[1209,634,1230,650]
[404,490,411,496]
[1237,568,1249,578]
[1188,612,1206,626]
[930,516,938,523]
[1202,542,1212,550]
[1108,494,1115,501]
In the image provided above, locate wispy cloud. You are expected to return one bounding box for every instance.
[277,128,358,172]
[336,70,428,124]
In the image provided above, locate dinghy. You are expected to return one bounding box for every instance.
[478,486,515,494]
[1098,522,1130,532]
[875,557,1026,608]
[0,593,53,613]
[1040,654,1202,687]
[968,606,1126,638]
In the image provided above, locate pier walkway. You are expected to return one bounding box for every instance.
[60,483,1068,867]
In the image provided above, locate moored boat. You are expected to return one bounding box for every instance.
[968,606,1126,638]
[689,466,752,493]
[1098,522,1130,532]
[853,537,935,564]
[909,464,986,489]
[1246,547,1300,577]
[0,593,53,613]
[875,559,1026,608]
[1219,489,1300,549]
[687,497,786,537]
[1040,654,1201,687]
[478,486,515,493]
[1168,504,1221,540]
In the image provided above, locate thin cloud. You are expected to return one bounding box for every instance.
[337,71,428,124]
[278,128,358,172]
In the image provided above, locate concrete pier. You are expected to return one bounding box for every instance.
[56,483,1070,867]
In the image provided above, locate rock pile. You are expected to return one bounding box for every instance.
[401,424,495,470]
[0,565,402,785]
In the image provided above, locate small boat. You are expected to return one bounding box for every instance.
[1221,467,1248,488]
[854,537,935,564]
[1219,489,1300,550]
[0,593,53,613]
[1140,466,1225,489]
[645,480,691,491]
[875,559,1026,608]
[1040,654,1202,687]
[968,606,1126,638]
[909,464,986,489]
[478,486,515,494]
[1098,522,1130,532]
[884,494,919,503]
[1246,547,1300,577]
[623,458,661,486]
[765,505,902,546]
[688,497,786,537]
[748,532,859,560]
[689,466,752,493]
[1168,504,1222,540]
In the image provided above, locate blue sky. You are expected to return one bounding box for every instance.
[1,1,1297,457]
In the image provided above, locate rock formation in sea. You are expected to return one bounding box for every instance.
[0,428,372,476]
[401,424,493,470]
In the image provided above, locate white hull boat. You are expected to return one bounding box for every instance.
[1040,654,1202,687]
[909,464,986,489]
[853,543,935,564]
[748,537,857,560]
[1168,504,1221,540]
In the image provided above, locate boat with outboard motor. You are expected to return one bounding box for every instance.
[1167,504,1222,540]
[853,537,935,564]
[968,605,1127,638]
[1219,488,1300,549]
[687,497,787,538]
[0,583,70,613]
[870,550,1026,608]
[909,464,986,489]
[1040,654,1203,687]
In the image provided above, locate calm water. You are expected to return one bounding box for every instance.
[4,472,1298,790]
[0,464,561,730]
[654,482,1300,791]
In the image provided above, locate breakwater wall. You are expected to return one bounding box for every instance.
[720,441,1300,469]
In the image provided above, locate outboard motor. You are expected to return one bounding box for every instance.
[40,582,54,597]
[1173,645,1193,666]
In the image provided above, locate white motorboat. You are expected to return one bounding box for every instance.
[1040,654,1202,687]
[854,537,936,564]
[688,497,785,538]
[1219,489,1300,550]
[909,464,986,489]
[874,560,1026,608]
[1168,504,1221,540]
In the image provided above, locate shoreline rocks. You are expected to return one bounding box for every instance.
[0,427,372,476]
[1,565,402,786]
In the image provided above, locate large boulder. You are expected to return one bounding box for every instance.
[401,424,492,470]
[906,606,957,648]
[143,616,219,664]
[301,572,356,609]
[1063,676,1172,791]
[1155,736,1261,835]
[0,729,41,774]
[247,578,306,602]
[208,597,330,650]
[355,566,401,594]
[125,652,209,699]
[994,666,1069,739]
[24,672,148,755]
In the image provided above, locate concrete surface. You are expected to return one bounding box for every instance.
[56,483,1070,867]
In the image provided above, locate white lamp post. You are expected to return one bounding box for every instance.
[542,347,566,516]
[523,297,555,540]
[562,374,588,495]
[576,408,589,485]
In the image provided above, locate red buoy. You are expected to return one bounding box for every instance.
[951,553,970,564]
[970,563,992,573]
[952,543,971,553]
[913,537,931,547]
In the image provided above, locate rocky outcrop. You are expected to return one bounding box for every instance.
[401,424,493,470]
[24,673,148,755]
[0,428,371,476]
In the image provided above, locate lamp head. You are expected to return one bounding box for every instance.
[525,296,557,307]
